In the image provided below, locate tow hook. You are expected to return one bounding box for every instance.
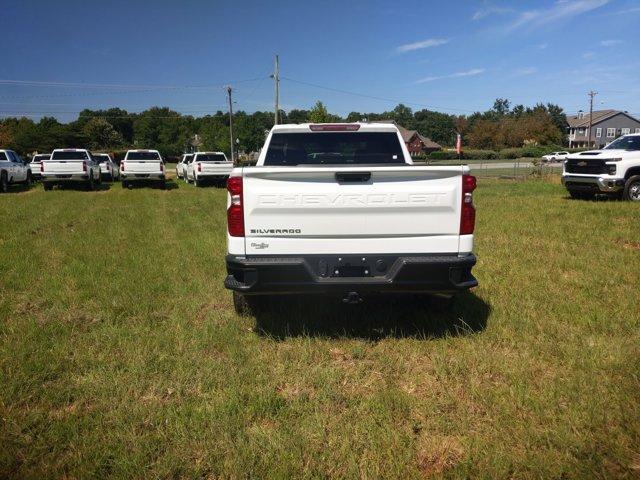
[342,292,363,304]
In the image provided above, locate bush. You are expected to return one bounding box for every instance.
[428,149,498,160]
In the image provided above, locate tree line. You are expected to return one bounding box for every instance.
[0,99,568,158]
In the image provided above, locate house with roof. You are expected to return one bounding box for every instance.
[566,110,640,148]
[370,120,441,156]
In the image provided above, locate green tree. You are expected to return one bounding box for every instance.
[308,101,331,123]
[83,118,124,150]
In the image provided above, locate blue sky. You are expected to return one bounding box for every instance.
[1,0,639,122]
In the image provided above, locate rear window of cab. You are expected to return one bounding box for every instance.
[51,151,88,160]
[126,151,161,160]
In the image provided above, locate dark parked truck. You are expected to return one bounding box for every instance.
[223,123,478,315]
[562,134,640,200]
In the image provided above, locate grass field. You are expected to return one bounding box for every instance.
[1,175,639,479]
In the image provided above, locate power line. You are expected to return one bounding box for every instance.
[0,76,269,90]
[0,76,270,100]
[281,76,476,113]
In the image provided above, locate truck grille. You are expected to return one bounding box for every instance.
[565,159,607,175]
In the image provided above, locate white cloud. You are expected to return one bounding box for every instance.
[415,68,486,84]
[472,5,512,20]
[600,39,623,46]
[610,6,640,14]
[514,67,537,76]
[505,0,610,33]
[582,51,596,59]
[536,43,549,49]
[396,38,449,53]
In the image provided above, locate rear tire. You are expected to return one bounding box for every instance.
[623,175,640,202]
[43,182,53,191]
[159,180,166,190]
[87,174,95,191]
[25,172,32,186]
[122,180,128,189]
[233,292,266,317]
[1,172,8,193]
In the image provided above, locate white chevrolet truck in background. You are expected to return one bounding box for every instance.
[224,123,478,314]
[41,149,101,191]
[186,151,233,186]
[120,149,165,189]
[562,133,640,201]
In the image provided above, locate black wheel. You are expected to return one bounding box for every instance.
[623,175,640,202]
[158,180,166,190]
[43,182,53,191]
[122,180,128,189]
[233,292,266,317]
[87,174,95,191]
[0,172,8,193]
[25,172,32,186]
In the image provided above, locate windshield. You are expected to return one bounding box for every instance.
[0,152,7,161]
[94,155,110,163]
[126,151,161,160]
[195,153,228,162]
[604,136,640,151]
[264,132,405,166]
[183,155,193,163]
[32,154,49,162]
[51,151,88,160]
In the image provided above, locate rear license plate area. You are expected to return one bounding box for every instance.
[331,257,371,277]
[135,174,150,178]
[56,174,71,178]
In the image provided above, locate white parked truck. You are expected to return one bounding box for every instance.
[41,149,101,191]
[93,153,120,182]
[29,153,50,180]
[0,149,32,192]
[176,153,193,179]
[186,151,232,186]
[120,149,165,189]
[562,133,640,201]
[224,123,478,314]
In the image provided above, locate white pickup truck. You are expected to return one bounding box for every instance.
[562,133,640,201]
[120,149,165,189]
[41,149,101,190]
[186,151,232,186]
[0,149,32,192]
[224,123,478,314]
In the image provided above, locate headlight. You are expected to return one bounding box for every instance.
[607,164,617,175]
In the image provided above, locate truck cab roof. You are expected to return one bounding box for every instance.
[270,123,398,134]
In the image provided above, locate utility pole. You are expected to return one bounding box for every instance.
[227,86,235,165]
[588,90,597,148]
[271,55,280,125]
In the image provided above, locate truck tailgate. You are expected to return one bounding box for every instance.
[124,160,162,173]
[200,162,233,175]
[43,160,85,174]
[241,166,465,255]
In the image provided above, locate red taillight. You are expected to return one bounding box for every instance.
[309,124,360,132]
[227,176,244,237]
[82,161,87,172]
[120,162,125,171]
[197,163,201,172]
[460,174,477,235]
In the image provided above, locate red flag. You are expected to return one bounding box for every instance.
[456,133,462,155]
